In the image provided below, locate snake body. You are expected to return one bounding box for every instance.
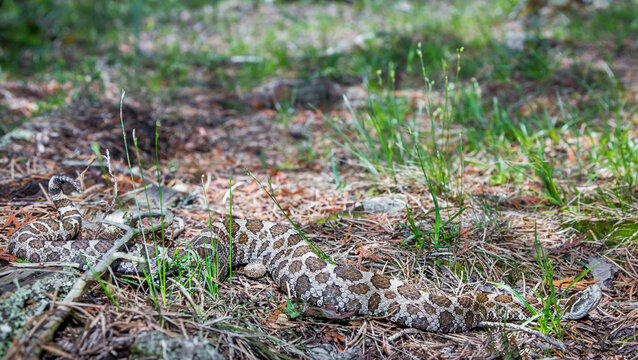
[8,176,601,332]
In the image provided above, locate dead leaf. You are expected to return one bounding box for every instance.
[303,306,356,320]
[507,196,549,209]
[588,256,620,291]
[553,277,599,290]
[356,244,390,263]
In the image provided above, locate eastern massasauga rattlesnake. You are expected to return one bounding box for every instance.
[8,175,602,333]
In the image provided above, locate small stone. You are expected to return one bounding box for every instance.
[362,195,406,214]
[243,262,267,279]
[0,324,11,336]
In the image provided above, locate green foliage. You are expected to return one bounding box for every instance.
[493,227,595,338]
[325,44,465,196]
[401,199,465,250]
[527,143,566,206]
[592,128,638,205]
[566,1,638,47]
[283,299,302,319]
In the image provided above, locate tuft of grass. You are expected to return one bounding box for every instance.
[494,226,595,338]
[325,43,465,196]
[527,142,566,206]
[274,87,297,128]
[199,174,223,298]
[401,198,465,250]
[592,128,638,206]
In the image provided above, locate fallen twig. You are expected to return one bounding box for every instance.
[478,321,566,351]
[9,209,173,360]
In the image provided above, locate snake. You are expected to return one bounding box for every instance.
[8,175,602,333]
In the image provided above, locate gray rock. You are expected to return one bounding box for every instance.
[0,128,35,147]
[306,344,359,360]
[587,256,619,290]
[131,331,224,360]
[361,195,406,214]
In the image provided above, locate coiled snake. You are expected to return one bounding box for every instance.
[8,175,601,333]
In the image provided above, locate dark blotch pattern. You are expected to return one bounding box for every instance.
[273,259,289,280]
[323,284,341,306]
[411,314,430,330]
[293,246,312,257]
[29,239,44,249]
[71,241,89,250]
[63,222,75,232]
[344,299,361,313]
[18,233,31,242]
[397,284,421,300]
[272,238,285,249]
[29,253,42,262]
[495,294,513,303]
[223,219,240,234]
[56,199,71,208]
[422,302,436,315]
[406,304,421,316]
[245,219,264,234]
[247,238,256,258]
[458,294,475,309]
[334,265,363,282]
[94,240,114,253]
[368,293,382,313]
[33,223,47,233]
[315,271,330,284]
[305,257,326,272]
[349,283,371,295]
[370,274,391,289]
[256,241,269,257]
[286,233,303,247]
[278,275,290,290]
[236,232,249,244]
[430,294,452,307]
[46,251,61,261]
[269,224,289,237]
[464,311,476,330]
[295,274,312,297]
[269,251,283,266]
[289,260,303,273]
[43,219,61,231]
[438,310,455,332]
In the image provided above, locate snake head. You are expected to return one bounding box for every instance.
[49,175,83,194]
[562,284,602,320]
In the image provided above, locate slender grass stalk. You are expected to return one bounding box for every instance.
[529,141,566,206]
[132,130,168,305]
[201,174,221,297]
[152,120,167,301]
[246,169,333,264]
[117,90,161,312]
[227,174,233,302]
[495,225,596,338]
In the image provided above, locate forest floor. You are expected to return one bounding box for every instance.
[0,1,637,359]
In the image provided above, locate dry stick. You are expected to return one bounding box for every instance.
[384,321,566,350]
[478,321,566,351]
[387,328,417,342]
[18,210,172,360]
